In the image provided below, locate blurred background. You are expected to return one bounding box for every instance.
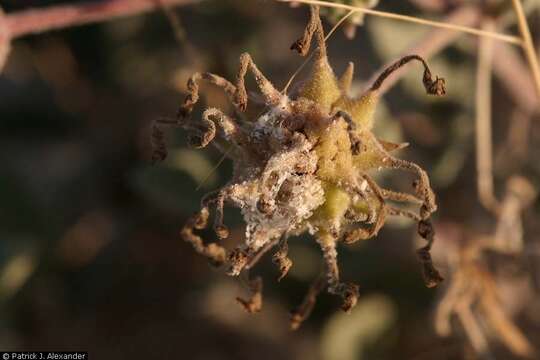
[1,0,539,359]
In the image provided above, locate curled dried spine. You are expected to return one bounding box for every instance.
[180,188,234,267]
[227,247,249,276]
[273,236,293,281]
[343,175,387,244]
[235,52,282,111]
[181,205,227,267]
[152,51,283,163]
[178,72,236,119]
[380,156,437,219]
[151,72,235,162]
[290,272,326,330]
[369,54,446,96]
[236,276,263,314]
[317,233,359,312]
[417,219,444,288]
[203,108,248,151]
[290,5,325,58]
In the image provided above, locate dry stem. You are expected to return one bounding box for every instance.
[0,0,199,72]
[278,0,522,45]
[4,0,199,38]
[475,19,500,214]
[492,42,539,113]
[511,0,540,99]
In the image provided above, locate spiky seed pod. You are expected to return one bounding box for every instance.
[152,5,445,329]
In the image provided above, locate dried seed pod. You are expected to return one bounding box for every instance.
[153,5,445,328]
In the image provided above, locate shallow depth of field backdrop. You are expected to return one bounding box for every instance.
[1,0,539,359]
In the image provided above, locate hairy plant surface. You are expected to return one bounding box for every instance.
[153,5,446,329]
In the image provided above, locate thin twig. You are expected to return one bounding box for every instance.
[3,0,200,38]
[492,42,539,113]
[511,0,540,99]
[475,19,499,214]
[0,0,200,73]
[278,0,523,45]
[499,0,540,29]
[0,9,9,71]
